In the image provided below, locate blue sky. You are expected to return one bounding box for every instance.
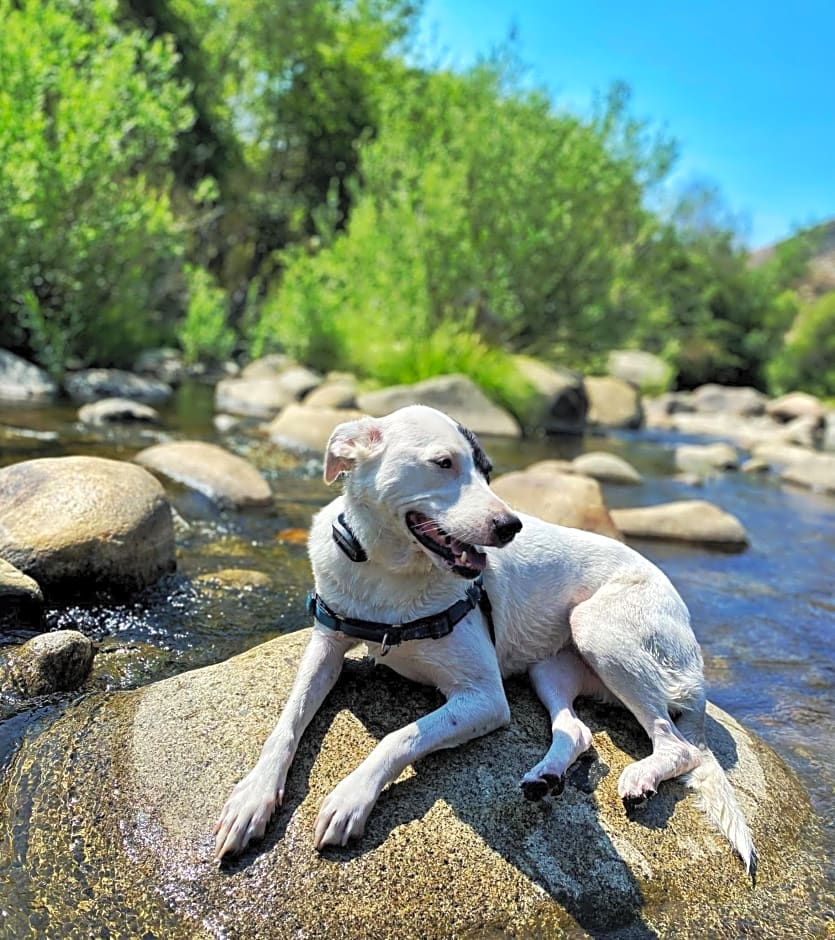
[416,1,835,248]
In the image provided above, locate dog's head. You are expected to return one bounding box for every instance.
[324,406,522,578]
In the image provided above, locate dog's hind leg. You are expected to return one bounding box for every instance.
[520,648,602,800]
[569,588,703,808]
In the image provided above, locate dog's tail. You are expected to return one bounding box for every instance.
[681,741,757,881]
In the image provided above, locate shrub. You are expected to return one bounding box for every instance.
[0,0,193,373]
[767,291,835,397]
[178,266,236,365]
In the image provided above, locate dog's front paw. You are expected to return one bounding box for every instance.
[213,772,282,860]
[313,778,375,850]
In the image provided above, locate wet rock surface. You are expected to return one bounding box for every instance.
[0,629,94,699]
[0,456,176,598]
[0,629,825,939]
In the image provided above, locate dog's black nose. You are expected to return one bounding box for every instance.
[492,512,522,545]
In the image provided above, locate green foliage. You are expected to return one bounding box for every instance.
[0,0,193,373]
[0,0,821,400]
[178,266,236,365]
[766,291,835,396]
[250,63,678,396]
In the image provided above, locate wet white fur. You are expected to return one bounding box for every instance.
[214,405,755,874]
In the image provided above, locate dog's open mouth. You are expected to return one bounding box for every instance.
[405,511,486,578]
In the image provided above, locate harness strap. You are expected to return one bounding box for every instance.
[331,512,367,563]
[307,578,486,655]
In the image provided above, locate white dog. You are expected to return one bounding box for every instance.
[213,405,755,875]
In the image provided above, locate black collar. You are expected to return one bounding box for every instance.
[307,578,489,656]
[324,510,496,649]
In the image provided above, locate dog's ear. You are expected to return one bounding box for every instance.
[323,417,383,484]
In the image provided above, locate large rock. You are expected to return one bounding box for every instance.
[675,442,739,475]
[302,378,358,410]
[607,349,671,392]
[571,452,643,485]
[214,376,296,419]
[0,629,825,939]
[239,358,323,400]
[357,375,521,438]
[0,349,58,403]
[690,384,767,416]
[134,347,186,386]
[0,629,94,699]
[240,354,296,379]
[749,442,815,469]
[492,465,621,539]
[78,397,160,426]
[765,391,825,424]
[64,369,173,405]
[610,500,748,550]
[668,412,814,449]
[780,451,835,494]
[0,456,176,598]
[267,404,366,453]
[511,356,588,435]
[0,558,43,629]
[584,376,643,429]
[135,441,272,510]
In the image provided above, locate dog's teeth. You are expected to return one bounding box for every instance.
[459,551,468,565]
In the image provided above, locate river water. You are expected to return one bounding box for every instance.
[0,383,833,928]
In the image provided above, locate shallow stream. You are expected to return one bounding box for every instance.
[0,383,832,933]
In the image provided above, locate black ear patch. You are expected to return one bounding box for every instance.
[456,423,493,482]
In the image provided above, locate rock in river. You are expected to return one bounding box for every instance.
[0,557,43,629]
[0,629,94,699]
[64,368,172,405]
[135,441,272,510]
[0,629,825,938]
[78,397,160,426]
[0,456,176,598]
[357,374,521,438]
[571,451,643,484]
[610,500,749,550]
[492,463,622,539]
[585,375,643,429]
[0,349,57,403]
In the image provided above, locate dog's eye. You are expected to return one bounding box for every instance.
[433,457,453,470]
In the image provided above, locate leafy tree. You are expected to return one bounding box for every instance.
[0,0,193,373]
[767,291,835,397]
[249,62,676,391]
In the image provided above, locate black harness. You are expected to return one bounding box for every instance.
[305,513,496,655]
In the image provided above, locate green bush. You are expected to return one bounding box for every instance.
[248,65,671,403]
[766,291,835,397]
[0,0,193,374]
[178,266,236,365]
